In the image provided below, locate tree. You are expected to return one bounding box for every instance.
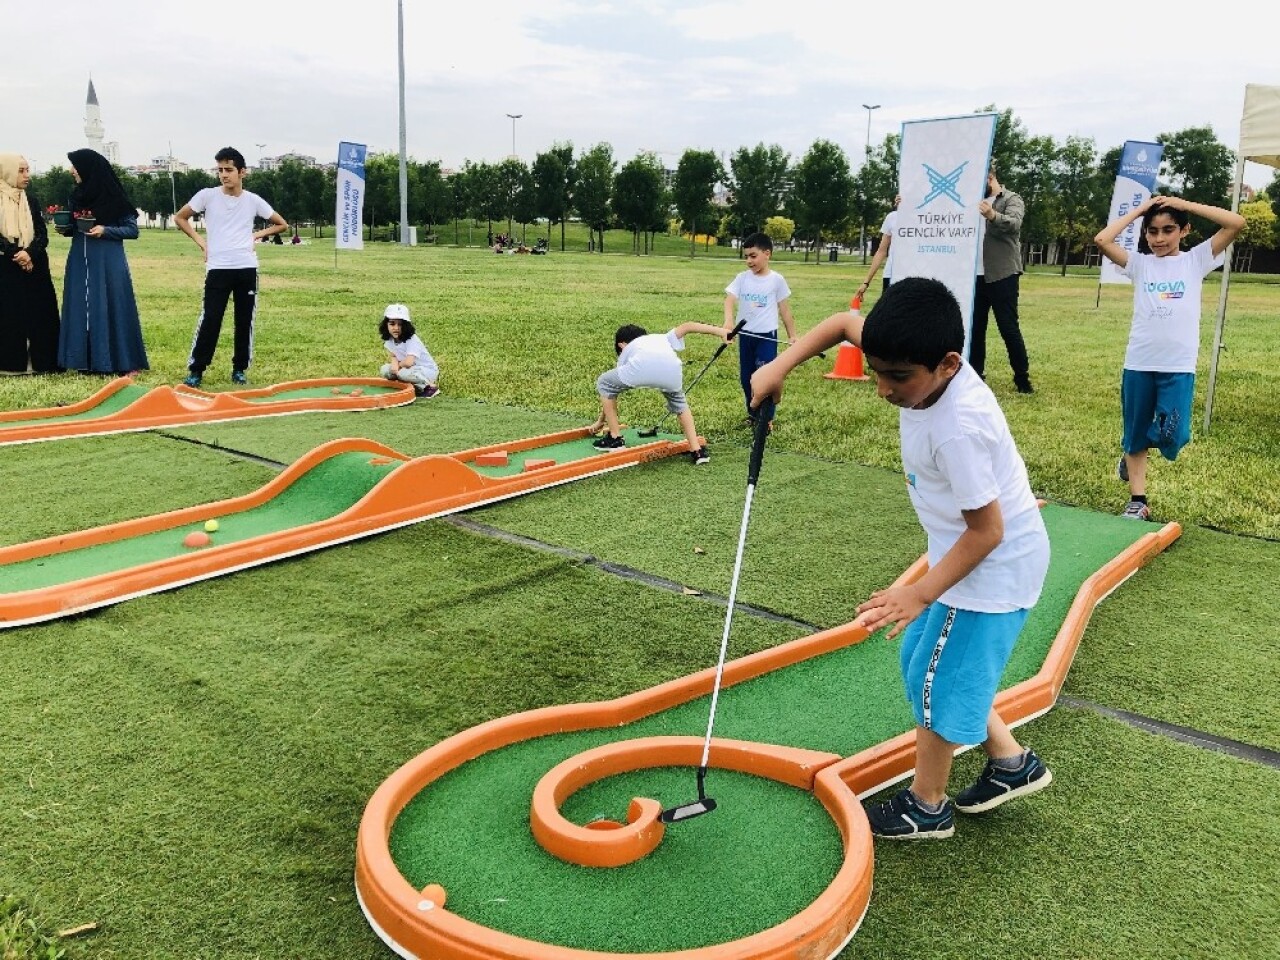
[1238,199,1277,257]
[672,148,721,258]
[532,142,575,250]
[791,139,853,259]
[612,153,667,254]
[727,143,789,239]
[763,215,795,247]
[31,166,75,213]
[1049,135,1101,274]
[852,133,899,260]
[1269,169,1280,226]
[495,158,530,235]
[362,153,400,239]
[574,143,615,253]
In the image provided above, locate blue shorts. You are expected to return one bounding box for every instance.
[1121,369,1194,461]
[899,603,1030,745]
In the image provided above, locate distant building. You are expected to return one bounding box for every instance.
[258,152,320,171]
[83,78,118,162]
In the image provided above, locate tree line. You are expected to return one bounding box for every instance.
[28,105,1280,264]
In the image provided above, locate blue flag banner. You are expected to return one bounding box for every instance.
[1100,141,1163,285]
[893,113,997,354]
[335,142,367,251]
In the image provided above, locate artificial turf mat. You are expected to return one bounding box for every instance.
[387,501,1151,952]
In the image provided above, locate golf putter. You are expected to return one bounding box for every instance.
[637,319,747,438]
[659,405,772,824]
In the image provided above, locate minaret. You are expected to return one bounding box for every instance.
[85,78,105,154]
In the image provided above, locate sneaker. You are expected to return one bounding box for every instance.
[864,788,955,840]
[955,749,1053,814]
[182,374,202,388]
[690,446,710,466]
[417,384,440,399]
[1120,499,1151,521]
[592,433,625,450]
[1117,455,1129,482]
[231,369,248,385]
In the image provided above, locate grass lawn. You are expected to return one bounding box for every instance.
[1,231,1277,959]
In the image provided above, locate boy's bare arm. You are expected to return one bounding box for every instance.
[173,204,205,250]
[1158,196,1245,257]
[723,294,738,331]
[856,500,1004,639]
[856,234,891,298]
[673,321,731,341]
[1094,198,1152,269]
[778,299,798,343]
[750,309,862,409]
[255,212,290,241]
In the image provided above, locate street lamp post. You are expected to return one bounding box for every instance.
[397,0,410,244]
[506,113,522,159]
[254,143,267,168]
[860,103,881,264]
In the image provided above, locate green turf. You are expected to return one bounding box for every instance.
[387,503,1148,951]
[1,452,398,592]
[468,428,671,477]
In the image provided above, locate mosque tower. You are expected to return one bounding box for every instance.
[84,79,104,152]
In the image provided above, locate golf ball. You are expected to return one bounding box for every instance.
[204,519,220,533]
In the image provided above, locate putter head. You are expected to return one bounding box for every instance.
[636,427,659,438]
[658,797,717,823]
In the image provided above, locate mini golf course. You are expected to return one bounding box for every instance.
[0,427,691,629]
[0,376,416,445]
[355,505,1181,959]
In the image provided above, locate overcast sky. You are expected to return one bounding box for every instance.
[8,1,1276,189]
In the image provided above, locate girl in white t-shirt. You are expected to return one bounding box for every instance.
[1094,196,1244,520]
[378,303,439,398]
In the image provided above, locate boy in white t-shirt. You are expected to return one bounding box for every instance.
[1094,195,1244,520]
[724,232,797,423]
[751,277,1052,840]
[589,321,728,465]
[174,147,289,387]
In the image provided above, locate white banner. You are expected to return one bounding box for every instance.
[335,141,367,251]
[1100,141,1163,285]
[893,113,997,355]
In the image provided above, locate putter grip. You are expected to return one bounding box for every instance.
[727,318,748,340]
[748,403,772,484]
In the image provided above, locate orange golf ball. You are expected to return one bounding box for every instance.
[183,531,211,548]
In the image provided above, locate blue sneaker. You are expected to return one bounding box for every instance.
[183,374,202,388]
[864,788,955,840]
[231,369,248,385]
[955,749,1053,814]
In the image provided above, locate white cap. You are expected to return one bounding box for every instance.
[384,303,410,321]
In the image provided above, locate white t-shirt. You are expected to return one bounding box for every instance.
[879,210,898,280]
[1120,238,1223,373]
[384,333,435,369]
[616,330,686,392]
[725,269,791,335]
[187,187,276,271]
[899,362,1049,612]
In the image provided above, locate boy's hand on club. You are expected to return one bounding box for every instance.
[749,362,785,410]
[855,585,929,639]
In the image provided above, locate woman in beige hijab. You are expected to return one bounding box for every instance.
[0,154,60,372]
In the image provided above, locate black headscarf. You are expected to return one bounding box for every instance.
[67,148,135,224]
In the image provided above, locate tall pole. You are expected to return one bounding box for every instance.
[860,103,880,264]
[167,140,177,229]
[397,0,409,245]
[506,113,522,158]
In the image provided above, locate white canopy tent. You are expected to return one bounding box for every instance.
[1204,83,1280,431]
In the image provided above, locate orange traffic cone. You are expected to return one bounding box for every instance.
[824,295,870,381]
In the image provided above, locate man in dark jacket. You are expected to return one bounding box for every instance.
[972,166,1033,393]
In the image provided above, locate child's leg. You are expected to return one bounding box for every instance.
[675,409,699,450]
[1125,449,1150,497]
[188,271,233,375]
[981,708,1024,760]
[600,395,622,436]
[737,335,756,416]
[911,726,957,806]
[229,268,258,372]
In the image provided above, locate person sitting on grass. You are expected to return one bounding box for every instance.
[750,277,1052,839]
[1093,194,1244,521]
[379,303,439,398]
[588,321,727,466]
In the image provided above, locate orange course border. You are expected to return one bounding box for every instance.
[354,519,1181,960]
[0,376,416,445]
[0,428,691,629]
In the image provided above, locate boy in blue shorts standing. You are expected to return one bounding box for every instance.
[724,232,797,424]
[1094,195,1244,520]
[750,277,1052,839]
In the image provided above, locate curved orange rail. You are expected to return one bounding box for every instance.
[354,521,1181,960]
[0,376,416,445]
[0,428,691,629]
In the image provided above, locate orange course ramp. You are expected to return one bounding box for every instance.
[354,508,1181,960]
[0,376,416,446]
[0,427,692,629]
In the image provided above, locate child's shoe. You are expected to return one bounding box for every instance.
[864,788,955,840]
[1120,499,1151,521]
[183,373,202,388]
[592,433,625,450]
[689,446,710,466]
[231,369,248,385]
[417,384,439,398]
[955,749,1053,814]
